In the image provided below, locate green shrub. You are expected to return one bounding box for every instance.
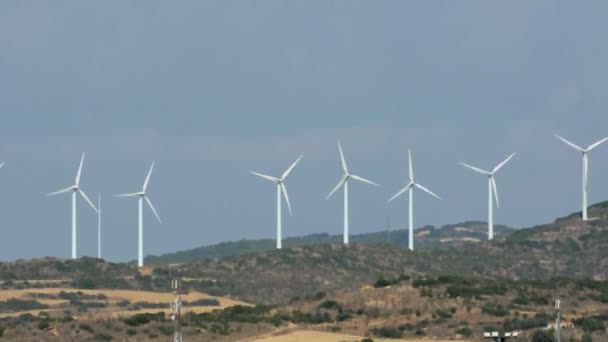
[531,330,555,342]
[79,323,94,333]
[455,326,472,336]
[37,320,50,330]
[319,300,341,310]
[93,334,113,341]
[0,299,48,313]
[371,326,402,338]
[581,333,593,342]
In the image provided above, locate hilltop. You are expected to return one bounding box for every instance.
[145,221,514,264]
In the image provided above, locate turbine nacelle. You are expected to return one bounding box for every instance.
[326,141,378,200]
[48,153,98,214]
[250,155,302,216]
[117,161,162,224]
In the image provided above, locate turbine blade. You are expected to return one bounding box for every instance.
[145,196,162,223]
[0,161,4,169]
[409,149,414,182]
[48,186,74,196]
[587,137,608,151]
[460,162,490,176]
[493,153,517,174]
[143,160,155,192]
[387,182,413,203]
[116,192,141,197]
[555,135,584,152]
[75,153,85,185]
[250,171,279,183]
[79,189,99,213]
[491,177,500,208]
[281,155,303,180]
[280,183,292,216]
[350,174,379,186]
[338,141,349,174]
[326,175,347,200]
[414,183,441,200]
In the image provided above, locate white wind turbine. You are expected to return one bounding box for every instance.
[326,141,378,245]
[48,153,99,259]
[555,135,608,221]
[460,153,517,240]
[117,161,162,267]
[250,155,302,249]
[388,149,440,251]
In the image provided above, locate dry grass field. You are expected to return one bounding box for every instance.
[247,330,472,342]
[0,287,251,318]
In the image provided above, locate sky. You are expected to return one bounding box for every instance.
[1,1,608,262]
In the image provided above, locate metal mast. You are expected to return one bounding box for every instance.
[555,299,561,342]
[171,279,182,342]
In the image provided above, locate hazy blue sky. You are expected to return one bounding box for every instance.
[1,1,608,261]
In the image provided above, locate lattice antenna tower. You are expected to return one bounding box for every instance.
[171,279,182,342]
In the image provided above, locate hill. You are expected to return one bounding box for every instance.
[145,221,514,264]
[155,201,608,305]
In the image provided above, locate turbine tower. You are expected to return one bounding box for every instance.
[555,135,608,221]
[460,153,517,240]
[97,193,102,259]
[388,149,440,251]
[326,141,378,245]
[48,153,99,259]
[250,155,302,249]
[117,161,162,267]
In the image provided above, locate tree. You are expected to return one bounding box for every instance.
[531,330,555,342]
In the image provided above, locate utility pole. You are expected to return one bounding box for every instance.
[555,299,561,342]
[171,279,182,342]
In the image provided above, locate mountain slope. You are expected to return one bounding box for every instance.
[145,221,514,264]
[154,201,608,305]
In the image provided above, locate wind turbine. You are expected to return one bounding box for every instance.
[326,141,378,245]
[48,153,99,259]
[388,149,440,251]
[117,161,162,268]
[555,135,608,221]
[250,155,302,249]
[460,153,517,240]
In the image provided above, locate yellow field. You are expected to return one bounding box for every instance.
[0,287,251,318]
[248,330,470,342]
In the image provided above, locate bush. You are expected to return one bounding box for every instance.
[319,300,341,310]
[573,317,606,332]
[371,326,402,338]
[126,328,136,336]
[93,334,113,341]
[581,333,593,342]
[79,323,94,333]
[0,299,48,313]
[37,320,50,330]
[124,312,165,327]
[455,326,472,336]
[186,298,220,307]
[531,330,555,342]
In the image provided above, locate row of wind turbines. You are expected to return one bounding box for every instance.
[251,135,608,252]
[0,134,604,268]
[47,154,161,267]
